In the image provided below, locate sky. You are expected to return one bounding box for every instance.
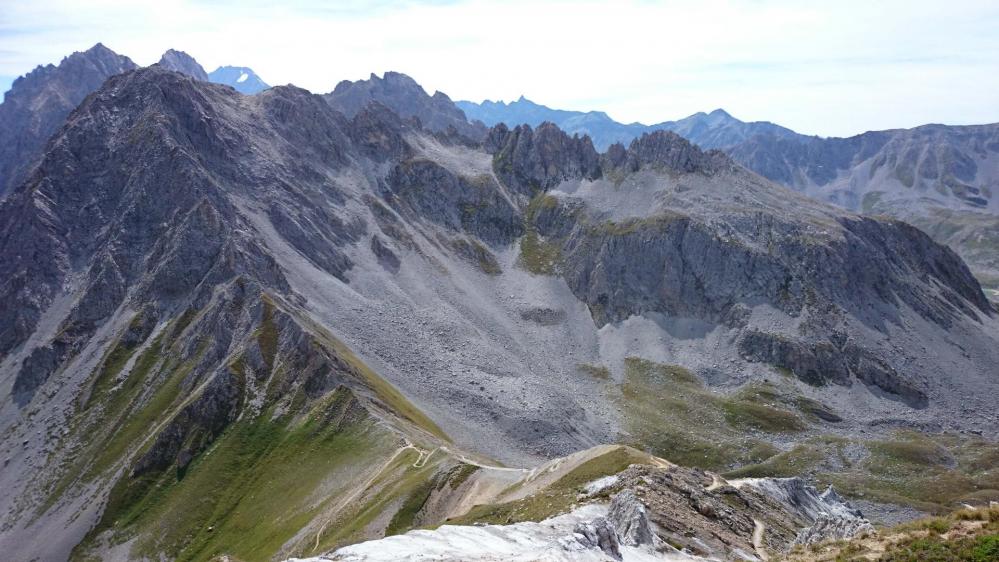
[1,0,997,137]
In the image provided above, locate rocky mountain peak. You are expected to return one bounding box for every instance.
[381,70,422,88]
[157,48,209,81]
[620,129,731,174]
[487,121,601,193]
[78,42,121,62]
[0,43,137,198]
[325,71,485,140]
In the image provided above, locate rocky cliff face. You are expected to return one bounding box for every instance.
[0,43,136,198]
[523,130,992,409]
[1,66,997,561]
[486,122,602,193]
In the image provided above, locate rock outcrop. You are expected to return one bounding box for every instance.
[486,122,602,193]
[606,489,656,547]
[732,478,874,546]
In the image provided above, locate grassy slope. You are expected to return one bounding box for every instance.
[52,296,458,561]
[82,389,397,562]
[36,321,195,520]
[614,357,805,470]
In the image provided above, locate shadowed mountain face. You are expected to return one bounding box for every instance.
[0,67,997,560]
[327,71,487,140]
[0,43,136,198]
[209,65,270,94]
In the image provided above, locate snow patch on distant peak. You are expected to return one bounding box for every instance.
[237,72,249,83]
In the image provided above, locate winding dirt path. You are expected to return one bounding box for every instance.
[439,446,530,473]
[752,518,768,561]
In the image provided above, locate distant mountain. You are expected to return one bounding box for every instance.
[726,123,999,293]
[457,96,797,150]
[458,96,646,150]
[208,65,269,94]
[0,43,136,198]
[327,71,487,140]
[157,49,209,81]
[654,108,799,150]
[728,123,999,213]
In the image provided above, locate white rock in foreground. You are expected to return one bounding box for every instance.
[288,504,697,562]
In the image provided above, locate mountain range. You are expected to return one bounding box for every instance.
[460,96,999,294]
[0,46,997,562]
[458,97,799,151]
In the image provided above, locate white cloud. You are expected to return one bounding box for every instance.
[1,0,997,136]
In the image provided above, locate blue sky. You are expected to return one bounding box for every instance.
[1,0,997,136]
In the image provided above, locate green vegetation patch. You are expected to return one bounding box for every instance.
[789,506,999,561]
[614,358,804,471]
[615,358,999,511]
[385,472,440,536]
[585,213,684,237]
[881,507,999,562]
[312,448,446,553]
[883,533,999,562]
[257,298,279,373]
[518,229,561,275]
[861,190,885,213]
[822,432,999,513]
[517,194,562,275]
[725,442,827,479]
